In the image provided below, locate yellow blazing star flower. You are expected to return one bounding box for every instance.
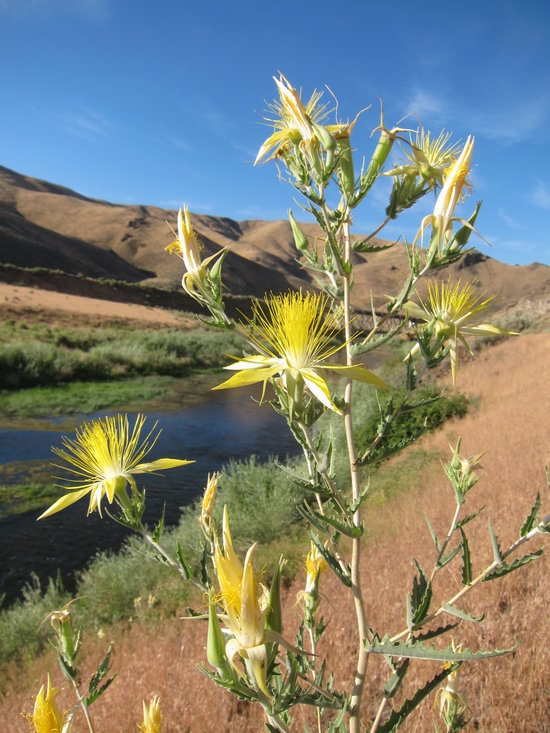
[214,506,270,696]
[255,73,344,164]
[305,541,327,594]
[137,696,162,733]
[26,675,64,733]
[406,278,517,383]
[38,414,193,519]
[213,291,386,416]
[414,136,475,250]
[386,129,462,191]
[166,206,227,302]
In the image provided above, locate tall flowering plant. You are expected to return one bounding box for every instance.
[34,74,549,733]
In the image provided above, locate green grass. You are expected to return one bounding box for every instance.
[0,322,244,390]
[0,375,176,417]
[0,482,64,518]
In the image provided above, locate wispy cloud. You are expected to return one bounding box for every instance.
[404,88,548,145]
[497,207,523,230]
[191,100,257,159]
[0,0,108,20]
[163,132,192,153]
[52,107,112,142]
[532,179,550,210]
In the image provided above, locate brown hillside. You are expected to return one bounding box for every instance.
[1,165,550,316]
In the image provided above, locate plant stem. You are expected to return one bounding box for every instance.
[342,220,369,733]
[70,679,95,733]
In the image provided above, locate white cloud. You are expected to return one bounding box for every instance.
[405,90,447,124]
[532,179,550,210]
[53,107,112,142]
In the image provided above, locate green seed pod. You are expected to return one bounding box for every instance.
[207,594,229,673]
[60,617,75,662]
[364,131,394,184]
[311,120,336,154]
[265,555,284,635]
[288,210,309,252]
[336,134,355,198]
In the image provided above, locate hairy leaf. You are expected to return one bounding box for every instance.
[365,634,516,662]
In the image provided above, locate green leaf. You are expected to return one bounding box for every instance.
[407,559,432,629]
[483,550,543,582]
[352,238,396,254]
[442,603,484,623]
[488,519,503,564]
[416,623,460,642]
[520,493,541,537]
[176,541,194,580]
[86,643,116,705]
[383,659,410,699]
[456,507,484,529]
[311,534,352,587]
[365,634,516,662]
[460,528,472,585]
[376,665,460,733]
[425,514,440,553]
[437,543,461,569]
[152,502,166,543]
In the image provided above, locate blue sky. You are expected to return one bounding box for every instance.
[0,0,549,265]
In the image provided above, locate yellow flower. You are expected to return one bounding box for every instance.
[39,414,193,519]
[386,129,462,190]
[305,541,326,594]
[414,136,475,249]
[255,73,344,164]
[166,206,227,302]
[406,278,517,383]
[137,696,162,733]
[27,675,64,733]
[213,290,386,415]
[200,472,220,535]
[214,506,270,696]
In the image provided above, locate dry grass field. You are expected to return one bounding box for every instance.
[2,332,549,732]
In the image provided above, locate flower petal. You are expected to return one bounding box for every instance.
[212,365,281,390]
[301,369,339,412]
[325,364,387,388]
[133,458,194,473]
[38,487,93,520]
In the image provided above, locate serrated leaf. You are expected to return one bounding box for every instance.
[460,528,472,585]
[86,644,116,705]
[311,534,351,587]
[520,493,541,537]
[365,634,516,662]
[437,543,461,569]
[409,559,432,627]
[376,664,460,733]
[456,507,484,529]
[383,659,410,699]
[152,503,166,543]
[482,549,543,582]
[442,603,484,623]
[488,518,503,564]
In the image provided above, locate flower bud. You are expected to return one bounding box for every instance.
[288,210,310,252]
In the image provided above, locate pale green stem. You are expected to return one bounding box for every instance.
[139,527,206,591]
[341,220,369,733]
[70,679,94,733]
[308,627,323,733]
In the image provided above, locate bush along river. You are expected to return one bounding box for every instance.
[0,377,301,606]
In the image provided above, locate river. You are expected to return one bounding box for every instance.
[0,376,302,606]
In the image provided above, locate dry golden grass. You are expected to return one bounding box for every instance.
[3,334,550,732]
